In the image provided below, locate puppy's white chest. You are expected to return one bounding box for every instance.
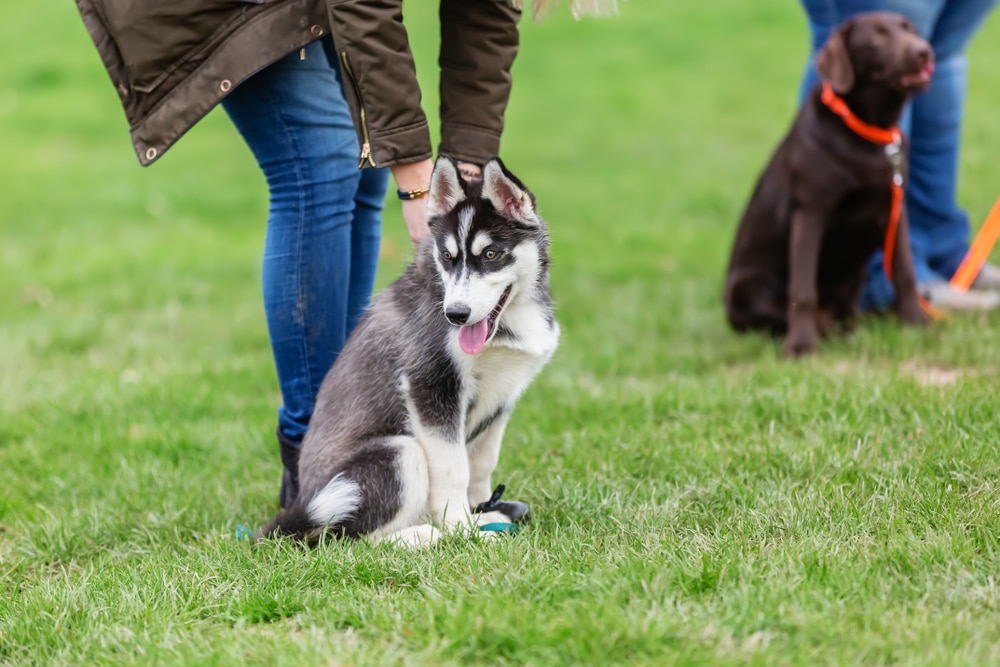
[461,347,546,435]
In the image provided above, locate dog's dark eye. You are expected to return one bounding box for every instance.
[442,250,453,261]
[875,25,890,36]
[484,249,498,260]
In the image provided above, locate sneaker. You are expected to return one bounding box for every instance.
[972,262,1000,290]
[920,280,1000,311]
[473,484,531,524]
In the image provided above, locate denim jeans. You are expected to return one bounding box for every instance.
[222,37,389,443]
[798,0,998,309]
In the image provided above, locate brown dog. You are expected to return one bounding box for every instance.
[723,12,935,357]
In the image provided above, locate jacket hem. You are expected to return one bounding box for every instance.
[129,0,327,166]
[369,122,433,169]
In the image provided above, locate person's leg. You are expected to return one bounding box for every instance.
[910,0,998,280]
[221,38,387,505]
[312,35,390,334]
[798,0,839,101]
[346,167,387,333]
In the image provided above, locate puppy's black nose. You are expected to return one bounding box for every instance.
[446,305,471,325]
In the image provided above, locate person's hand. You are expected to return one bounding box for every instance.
[390,158,482,247]
[456,161,482,182]
[391,159,433,247]
[400,196,429,246]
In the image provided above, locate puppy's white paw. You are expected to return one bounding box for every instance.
[383,524,439,549]
[476,510,513,527]
[474,511,515,540]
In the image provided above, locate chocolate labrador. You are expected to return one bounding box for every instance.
[723,12,935,356]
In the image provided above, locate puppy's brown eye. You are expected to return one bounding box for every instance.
[484,250,497,260]
[442,250,453,261]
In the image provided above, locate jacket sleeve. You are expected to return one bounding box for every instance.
[438,0,521,165]
[327,0,432,168]
[327,0,521,169]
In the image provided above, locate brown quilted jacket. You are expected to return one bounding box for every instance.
[75,0,521,167]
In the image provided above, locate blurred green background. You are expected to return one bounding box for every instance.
[2,2,1000,665]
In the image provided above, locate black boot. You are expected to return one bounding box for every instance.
[276,428,301,509]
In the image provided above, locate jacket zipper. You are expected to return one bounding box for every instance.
[339,50,376,168]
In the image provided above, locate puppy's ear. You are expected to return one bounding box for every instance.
[428,157,467,219]
[816,23,855,94]
[481,158,539,227]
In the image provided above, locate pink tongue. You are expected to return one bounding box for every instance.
[459,319,490,355]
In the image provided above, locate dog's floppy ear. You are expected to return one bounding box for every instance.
[816,21,855,94]
[481,158,539,227]
[428,157,467,219]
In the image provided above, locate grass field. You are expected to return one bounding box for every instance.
[3,1,1000,665]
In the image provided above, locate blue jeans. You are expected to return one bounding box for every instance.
[798,0,998,309]
[222,38,389,443]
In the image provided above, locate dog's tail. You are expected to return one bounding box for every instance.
[257,474,362,541]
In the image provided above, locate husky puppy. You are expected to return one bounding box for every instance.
[260,157,560,546]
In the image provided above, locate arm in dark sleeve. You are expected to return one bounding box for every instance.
[327,0,434,167]
[438,0,521,164]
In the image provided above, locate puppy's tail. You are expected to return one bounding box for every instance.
[257,474,362,541]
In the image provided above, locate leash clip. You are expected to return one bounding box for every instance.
[885,135,904,186]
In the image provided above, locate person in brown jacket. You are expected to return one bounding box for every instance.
[74,0,613,507]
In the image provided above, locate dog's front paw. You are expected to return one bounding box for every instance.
[896,298,933,326]
[783,332,817,358]
[784,314,819,357]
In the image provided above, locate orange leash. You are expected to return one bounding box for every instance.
[821,83,941,319]
[880,170,943,319]
[882,178,904,280]
[949,196,1000,292]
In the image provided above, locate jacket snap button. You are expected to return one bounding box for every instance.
[220,79,232,92]
[310,24,324,37]
[145,147,158,161]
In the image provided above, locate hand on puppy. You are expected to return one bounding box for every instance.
[392,158,483,247]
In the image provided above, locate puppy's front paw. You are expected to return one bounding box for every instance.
[384,524,439,549]
[475,511,516,540]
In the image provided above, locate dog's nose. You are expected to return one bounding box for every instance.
[446,305,471,325]
[913,44,933,66]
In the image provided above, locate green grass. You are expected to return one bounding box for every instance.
[3,1,1000,664]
